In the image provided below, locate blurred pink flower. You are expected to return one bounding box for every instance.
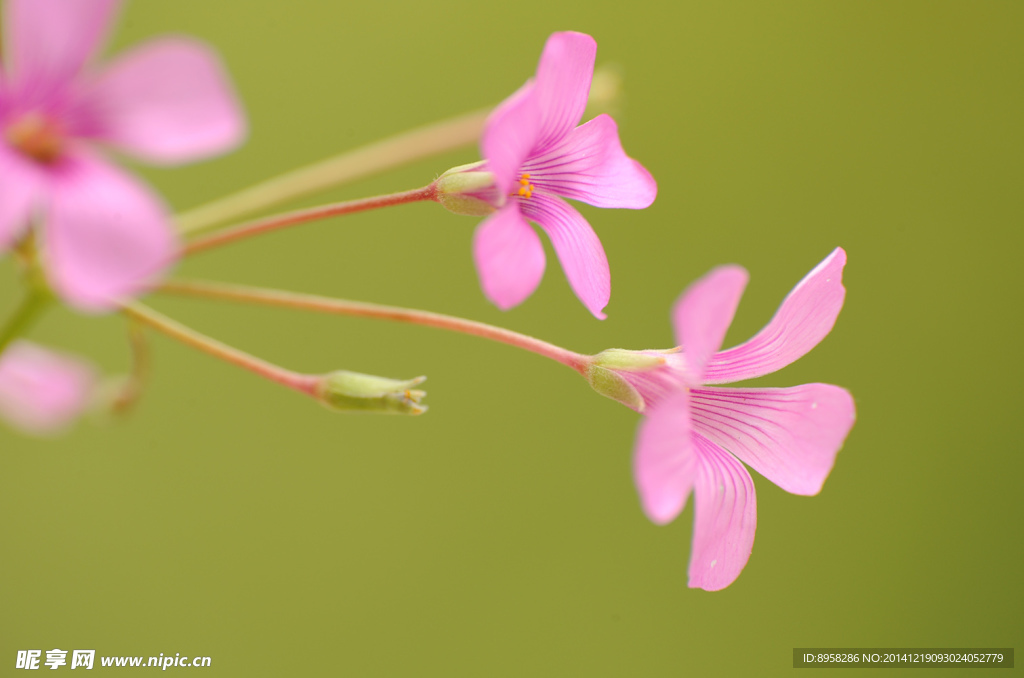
[614,248,855,590]
[473,31,656,319]
[0,341,96,435]
[0,0,246,311]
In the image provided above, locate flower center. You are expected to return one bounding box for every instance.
[514,173,535,199]
[5,113,66,165]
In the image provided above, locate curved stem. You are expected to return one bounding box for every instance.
[184,185,437,257]
[121,302,319,396]
[158,280,590,374]
[107,320,152,415]
[175,107,489,237]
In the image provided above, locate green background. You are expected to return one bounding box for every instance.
[2,1,1021,675]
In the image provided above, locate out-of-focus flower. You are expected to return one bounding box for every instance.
[438,31,656,318]
[0,341,97,435]
[586,248,855,589]
[0,0,246,311]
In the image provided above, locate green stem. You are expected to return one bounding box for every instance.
[0,288,51,356]
[158,280,590,374]
[120,302,319,396]
[184,185,437,257]
[175,107,489,237]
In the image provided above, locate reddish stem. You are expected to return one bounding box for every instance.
[121,302,320,396]
[158,280,590,374]
[184,185,438,257]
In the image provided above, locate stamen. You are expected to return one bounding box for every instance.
[5,113,65,165]
[513,173,535,200]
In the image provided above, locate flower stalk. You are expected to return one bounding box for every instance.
[119,302,427,414]
[157,279,590,373]
[105,320,153,415]
[184,185,437,256]
[120,302,320,396]
[174,108,491,237]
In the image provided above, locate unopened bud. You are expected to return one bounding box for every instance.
[316,371,428,415]
[434,162,501,216]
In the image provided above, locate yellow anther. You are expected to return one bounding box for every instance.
[513,173,536,199]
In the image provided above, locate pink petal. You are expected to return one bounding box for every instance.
[690,384,856,496]
[472,203,546,311]
[703,248,847,384]
[5,0,121,88]
[88,38,246,165]
[43,154,178,311]
[533,32,596,149]
[520,194,610,319]
[688,434,757,591]
[634,390,696,525]
[0,340,96,435]
[672,265,749,380]
[481,81,541,198]
[0,147,41,250]
[526,114,657,209]
[616,354,687,413]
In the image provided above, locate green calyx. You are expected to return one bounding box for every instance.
[591,348,668,372]
[316,371,428,415]
[434,163,498,216]
[584,349,671,412]
[585,365,645,412]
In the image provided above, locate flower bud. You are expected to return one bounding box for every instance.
[315,371,427,415]
[434,162,501,216]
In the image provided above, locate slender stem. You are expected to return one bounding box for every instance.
[158,280,590,374]
[184,185,437,257]
[120,302,319,396]
[127,319,151,386]
[0,287,51,356]
[175,108,490,237]
[108,320,152,415]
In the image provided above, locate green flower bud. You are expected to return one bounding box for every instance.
[316,371,427,415]
[434,162,500,216]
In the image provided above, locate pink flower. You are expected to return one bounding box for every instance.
[591,248,855,590]
[472,31,657,319]
[0,0,246,311]
[0,341,97,435]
